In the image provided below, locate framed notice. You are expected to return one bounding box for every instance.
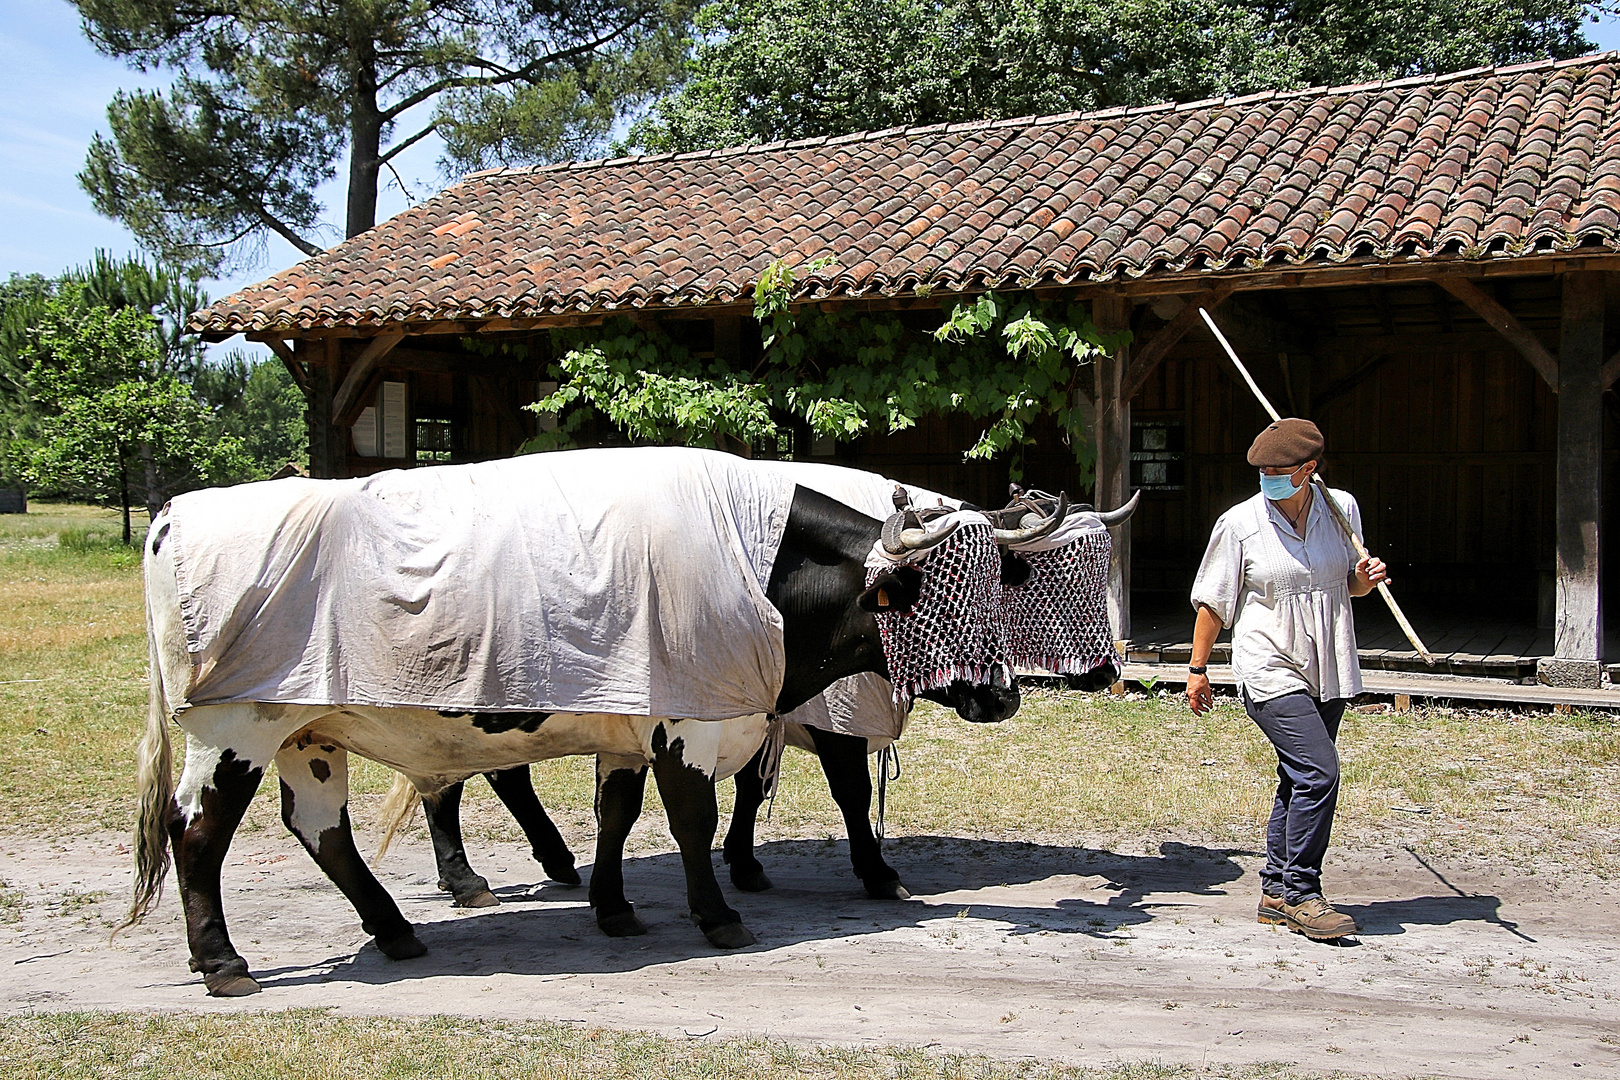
[381,381,408,459]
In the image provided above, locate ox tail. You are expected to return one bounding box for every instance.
[119,609,174,935]
[372,772,423,867]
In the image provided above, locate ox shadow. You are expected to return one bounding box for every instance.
[250,837,1248,990]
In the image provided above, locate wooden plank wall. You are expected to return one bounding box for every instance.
[1132,279,1559,616]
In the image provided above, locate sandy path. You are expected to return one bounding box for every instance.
[2,828,1616,1078]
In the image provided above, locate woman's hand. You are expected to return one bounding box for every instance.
[1351,555,1389,596]
[1186,673,1214,716]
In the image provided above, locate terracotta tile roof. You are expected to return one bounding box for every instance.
[195,53,1620,335]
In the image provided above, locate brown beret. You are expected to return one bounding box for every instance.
[1247,418,1324,468]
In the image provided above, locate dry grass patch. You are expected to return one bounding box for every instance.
[0,1013,1374,1080]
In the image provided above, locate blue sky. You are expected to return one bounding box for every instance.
[5,0,1620,353]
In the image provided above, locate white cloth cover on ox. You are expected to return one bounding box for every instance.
[164,447,796,718]
[765,463,960,749]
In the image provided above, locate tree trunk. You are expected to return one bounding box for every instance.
[140,439,162,521]
[346,39,384,239]
[118,450,132,548]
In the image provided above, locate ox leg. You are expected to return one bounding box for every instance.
[808,727,909,900]
[651,730,755,949]
[485,766,581,886]
[277,743,425,962]
[721,745,774,892]
[420,780,499,908]
[169,738,264,997]
[590,755,649,937]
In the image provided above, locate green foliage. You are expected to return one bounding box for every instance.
[5,293,250,542]
[74,0,698,273]
[193,350,310,477]
[535,259,1128,477]
[0,254,211,489]
[631,0,1599,152]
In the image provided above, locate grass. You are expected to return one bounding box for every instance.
[0,1013,1382,1080]
[1,502,1617,879]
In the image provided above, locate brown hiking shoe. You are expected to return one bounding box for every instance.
[1281,896,1358,940]
[1257,893,1286,925]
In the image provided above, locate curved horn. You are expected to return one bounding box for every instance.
[882,513,963,555]
[1095,489,1142,528]
[994,491,1069,546]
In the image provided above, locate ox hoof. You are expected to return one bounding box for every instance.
[702,921,756,949]
[598,910,648,937]
[729,865,773,892]
[540,856,582,887]
[204,972,262,997]
[454,889,500,909]
[377,931,428,960]
[864,878,911,901]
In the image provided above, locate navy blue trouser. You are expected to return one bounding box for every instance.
[1242,689,1347,904]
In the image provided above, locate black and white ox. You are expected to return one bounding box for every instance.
[398,478,1132,908]
[126,448,1046,997]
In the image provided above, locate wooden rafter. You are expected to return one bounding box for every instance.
[1122,285,1234,398]
[1310,353,1397,416]
[330,333,405,425]
[262,338,308,391]
[1602,349,1620,390]
[1435,275,1558,389]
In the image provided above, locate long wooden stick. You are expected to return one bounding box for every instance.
[1198,308,1436,666]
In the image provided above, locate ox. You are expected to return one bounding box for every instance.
[397,472,1124,907]
[127,447,1028,996]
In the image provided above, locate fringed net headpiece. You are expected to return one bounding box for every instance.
[866,513,1011,706]
[996,488,1122,676]
[1002,528,1118,675]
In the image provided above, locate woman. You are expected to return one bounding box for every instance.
[1184,418,1387,941]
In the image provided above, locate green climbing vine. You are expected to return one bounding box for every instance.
[526,257,1130,476]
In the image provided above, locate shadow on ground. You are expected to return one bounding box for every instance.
[254,836,1254,989]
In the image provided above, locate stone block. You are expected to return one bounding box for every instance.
[1536,657,1604,689]
[0,487,24,514]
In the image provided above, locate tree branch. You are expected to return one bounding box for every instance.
[378,21,642,121]
[377,121,440,164]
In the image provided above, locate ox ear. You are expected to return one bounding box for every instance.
[858,566,924,613]
[1000,551,1032,587]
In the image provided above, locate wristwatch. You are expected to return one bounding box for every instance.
[1187,665,1207,675]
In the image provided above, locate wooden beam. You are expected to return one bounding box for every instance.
[1310,353,1397,416]
[1092,295,1132,642]
[262,338,308,391]
[1601,348,1620,390]
[1121,285,1233,398]
[334,369,385,430]
[1553,271,1605,673]
[1436,275,1559,389]
[331,333,404,425]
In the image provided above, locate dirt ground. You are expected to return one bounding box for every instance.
[2,826,1617,1079]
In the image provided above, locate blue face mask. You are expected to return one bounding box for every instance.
[1259,469,1304,501]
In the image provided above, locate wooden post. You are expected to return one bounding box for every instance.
[1093,295,1132,642]
[1543,271,1606,688]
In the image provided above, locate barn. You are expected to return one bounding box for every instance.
[193,53,1620,701]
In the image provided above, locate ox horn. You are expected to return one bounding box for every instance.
[881,513,964,555]
[1095,489,1142,528]
[994,491,1070,546]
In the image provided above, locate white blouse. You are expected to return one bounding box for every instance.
[1190,487,1365,703]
